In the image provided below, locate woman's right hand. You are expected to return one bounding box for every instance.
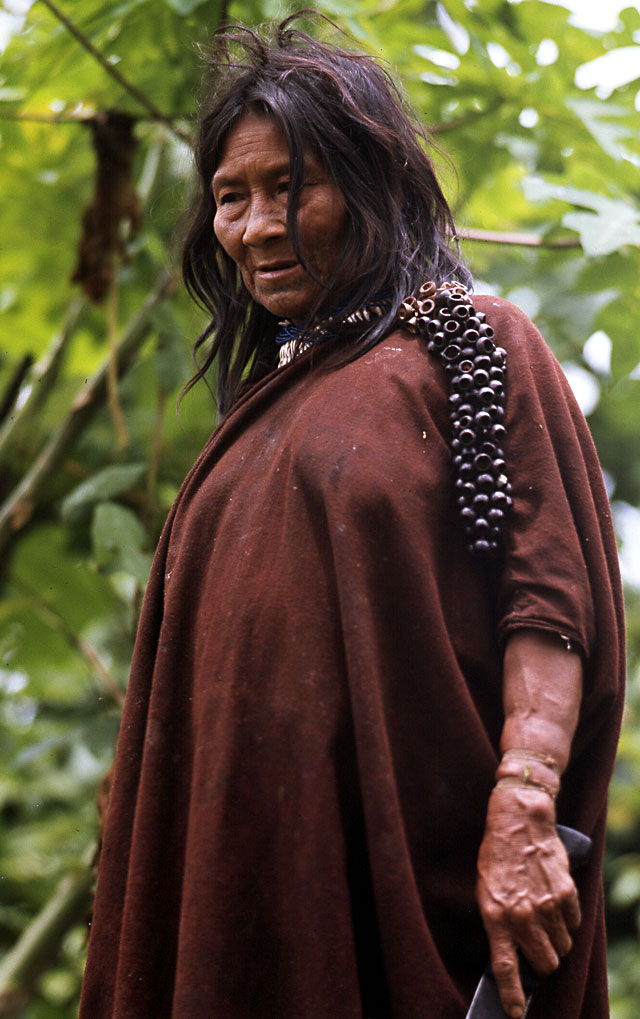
[476,785,581,1019]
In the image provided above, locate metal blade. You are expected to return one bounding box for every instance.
[465,961,535,1019]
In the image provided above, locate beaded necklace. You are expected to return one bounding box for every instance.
[397,281,511,558]
[275,280,511,558]
[275,297,390,368]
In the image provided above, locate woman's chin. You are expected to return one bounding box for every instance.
[252,287,321,324]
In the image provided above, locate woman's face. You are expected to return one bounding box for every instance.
[213,113,348,323]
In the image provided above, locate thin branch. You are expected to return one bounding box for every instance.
[107,271,129,450]
[0,268,176,555]
[38,0,192,145]
[0,355,33,427]
[1,93,487,134]
[0,109,193,127]
[0,844,96,1018]
[11,576,125,707]
[0,299,86,464]
[137,131,167,206]
[458,227,582,249]
[0,109,96,124]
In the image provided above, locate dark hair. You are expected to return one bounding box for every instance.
[182,11,471,414]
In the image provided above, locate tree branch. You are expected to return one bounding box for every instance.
[38,0,192,145]
[0,108,193,128]
[0,268,176,554]
[0,844,96,1019]
[0,299,86,465]
[0,109,96,124]
[0,355,33,428]
[11,575,125,706]
[107,271,129,449]
[458,227,581,249]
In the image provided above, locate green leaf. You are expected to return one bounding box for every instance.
[562,210,640,257]
[91,500,146,558]
[522,178,640,256]
[60,463,146,524]
[91,501,152,584]
[567,98,640,165]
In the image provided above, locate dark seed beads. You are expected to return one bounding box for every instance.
[397,281,512,558]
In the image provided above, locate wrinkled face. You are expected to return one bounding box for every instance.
[212,113,348,324]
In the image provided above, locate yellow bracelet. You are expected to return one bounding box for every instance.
[495,775,558,800]
[501,749,560,772]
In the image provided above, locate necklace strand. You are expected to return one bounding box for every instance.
[276,298,390,367]
[397,281,511,558]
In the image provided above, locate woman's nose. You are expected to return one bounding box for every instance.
[242,196,287,247]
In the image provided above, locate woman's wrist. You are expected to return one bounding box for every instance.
[495,749,561,801]
[489,781,558,820]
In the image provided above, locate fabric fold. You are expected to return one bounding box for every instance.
[81,296,624,1019]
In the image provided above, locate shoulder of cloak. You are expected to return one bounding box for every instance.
[472,296,624,720]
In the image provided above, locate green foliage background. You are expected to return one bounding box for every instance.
[0,0,638,1014]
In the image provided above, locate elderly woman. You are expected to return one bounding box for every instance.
[80,16,624,1019]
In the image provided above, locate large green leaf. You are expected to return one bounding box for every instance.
[91,500,152,584]
[522,177,640,256]
[60,463,146,523]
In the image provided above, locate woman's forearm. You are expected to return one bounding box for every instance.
[500,628,583,773]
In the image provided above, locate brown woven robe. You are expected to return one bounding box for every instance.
[80,296,625,1018]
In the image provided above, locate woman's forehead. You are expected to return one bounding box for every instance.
[214,111,320,177]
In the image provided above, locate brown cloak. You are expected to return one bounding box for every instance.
[80,297,625,1018]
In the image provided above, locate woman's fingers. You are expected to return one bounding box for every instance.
[511,909,559,974]
[502,883,578,968]
[533,886,577,956]
[488,904,573,1017]
[540,907,573,959]
[487,928,527,1019]
[562,886,582,931]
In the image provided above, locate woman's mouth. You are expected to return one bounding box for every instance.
[254,261,299,280]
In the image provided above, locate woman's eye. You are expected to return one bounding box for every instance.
[276,180,290,194]
[219,192,241,205]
